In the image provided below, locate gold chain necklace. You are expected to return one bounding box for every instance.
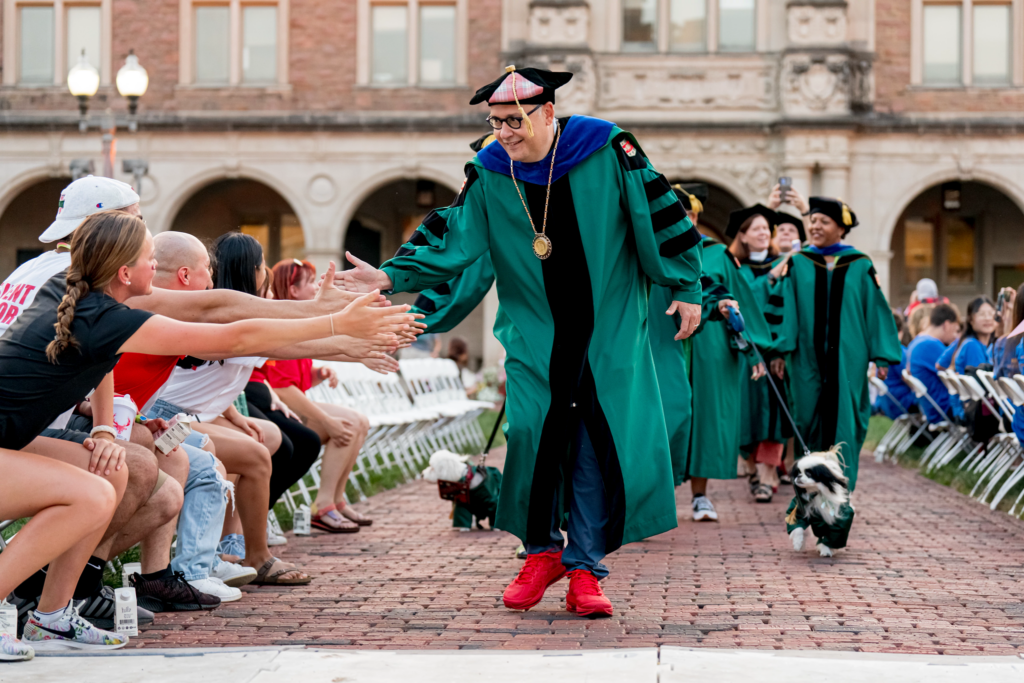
[510,121,561,260]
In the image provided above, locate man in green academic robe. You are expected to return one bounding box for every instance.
[775,197,902,490]
[338,67,703,617]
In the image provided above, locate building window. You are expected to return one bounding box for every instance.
[371,5,408,84]
[419,5,455,85]
[622,0,658,52]
[922,5,961,85]
[243,6,278,83]
[19,6,55,84]
[719,0,755,51]
[619,0,762,53]
[9,2,110,87]
[973,4,1011,86]
[903,218,935,285]
[66,6,102,74]
[945,216,976,284]
[916,0,1018,87]
[359,0,466,87]
[670,0,706,52]
[195,6,231,84]
[182,1,287,87]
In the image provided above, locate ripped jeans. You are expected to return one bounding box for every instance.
[170,443,229,581]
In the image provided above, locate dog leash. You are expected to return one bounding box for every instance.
[726,307,811,457]
[479,400,506,469]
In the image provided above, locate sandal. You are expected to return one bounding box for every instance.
[339,503,373,527]
[310,503,360,534]
[748,474,761,496]
[250,557,312,585]
[753,483,773,503]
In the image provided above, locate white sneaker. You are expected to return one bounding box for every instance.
[187,577,242,603]
[0,633,34,661]
[267,528,288,546]
[210,560,257,588]
[22,602,127,651]
[692,496,719,522]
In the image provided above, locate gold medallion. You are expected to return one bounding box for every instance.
[532,234,552,260]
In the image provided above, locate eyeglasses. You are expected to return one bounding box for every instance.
[485,105,541,131]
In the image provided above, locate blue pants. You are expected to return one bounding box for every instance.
[525,420,610,579]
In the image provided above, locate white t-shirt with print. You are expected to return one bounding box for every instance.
[158,356,267,422]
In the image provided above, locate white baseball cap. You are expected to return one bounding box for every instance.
[39,175,141,243]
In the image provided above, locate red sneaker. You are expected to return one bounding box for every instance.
[502,550,566,611]
[565,569,613,617]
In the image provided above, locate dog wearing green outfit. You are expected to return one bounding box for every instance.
[786,447,855,557]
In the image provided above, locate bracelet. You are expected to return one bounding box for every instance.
[800,210,810,216]
[89,425,118,440]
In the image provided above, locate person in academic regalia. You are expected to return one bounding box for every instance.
[775,197,903,491]
[660,207,773,522]
[727,205,794,503]
[338,66,704,617]
[767,183,809,255]
[647,184,706,492]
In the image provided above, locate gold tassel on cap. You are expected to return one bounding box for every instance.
[841,202,852,226]
[505,65,534,138]
[688,194,704,215]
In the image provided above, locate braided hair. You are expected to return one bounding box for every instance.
[45,210,147,363]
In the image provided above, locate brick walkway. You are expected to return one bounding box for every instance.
[131,450,1024,654]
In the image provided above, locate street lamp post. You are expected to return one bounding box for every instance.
[68,50,149,180]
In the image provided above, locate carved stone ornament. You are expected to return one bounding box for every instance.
[782,54,851,115]
[787,4,848,46]
[598,55,777,111]
[529,2,590,47]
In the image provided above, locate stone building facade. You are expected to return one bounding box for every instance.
[2,0,1023,366]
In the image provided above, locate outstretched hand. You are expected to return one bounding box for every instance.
[362,354,401,375]
[334,290,414,341]
[667,301,701,341]
[337,252,393,293]
[316,260,388,310]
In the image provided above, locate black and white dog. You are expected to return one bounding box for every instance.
[785,448,855,558]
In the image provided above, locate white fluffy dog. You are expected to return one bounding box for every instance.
[421,449,472,483]
[785,447,855,558]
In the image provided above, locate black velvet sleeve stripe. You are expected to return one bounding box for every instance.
[771,332,779,341]
[658,227,703,257]
[644,174,672,203]
[700,275,716,289]
[769,294,784,307]
[409,231,430,247]
[395,246,416,258]
[450,166,479,208]
[413,294,437,313]
[765,313,783,325]
[434,282,452,296]
[651,201,686,233]
[422,210,449,239]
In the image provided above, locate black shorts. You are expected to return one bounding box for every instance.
[38,428,89,445]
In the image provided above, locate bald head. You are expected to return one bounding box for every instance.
[153,231,213,291]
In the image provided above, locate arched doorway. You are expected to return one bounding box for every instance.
[170,179,304,267]
[669,178,744,242]
[889,181,1024,311]
[343,178,471,363]
[0,177,72,280]
[343,179,457,268]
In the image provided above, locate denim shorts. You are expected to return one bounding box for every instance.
[147,399,210,449]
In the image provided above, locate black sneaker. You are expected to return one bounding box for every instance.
[76,585,155,629]
[130,571,220,612]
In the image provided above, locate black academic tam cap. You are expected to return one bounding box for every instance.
[808,196,858,230]
[726,204,781,241]
[775,209,807,242]
[672,183,708,214]
[469,66,573,106]
[469,132,496,153]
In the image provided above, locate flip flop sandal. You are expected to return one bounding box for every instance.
[748,474,761,496]
[251,557,312,585]
[339,504,373,527]
[754,484,773,503]
[310,504,360,534]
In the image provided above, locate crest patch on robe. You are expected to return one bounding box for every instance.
[620,139,636,157]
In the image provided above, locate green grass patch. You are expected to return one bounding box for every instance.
[864,415,894,452]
